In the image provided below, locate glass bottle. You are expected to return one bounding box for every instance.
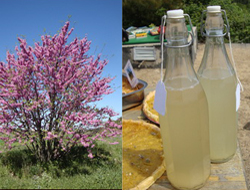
[197,6,237,163]
[159,9,210,190]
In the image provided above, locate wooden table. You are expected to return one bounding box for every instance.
[123,97,248,190]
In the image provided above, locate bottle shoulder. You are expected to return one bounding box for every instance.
[163,76,202,91]
[198,40,236,77]
[197,67,237,81]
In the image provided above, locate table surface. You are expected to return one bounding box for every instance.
[123,90,248,190]
[123,25,192,45]
[123,34,163,45]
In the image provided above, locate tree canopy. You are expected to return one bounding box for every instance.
[0,22,122,162]
[123,0,250,42]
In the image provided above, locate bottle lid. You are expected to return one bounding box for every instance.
[207,6,221,13]
[167,9,184,18]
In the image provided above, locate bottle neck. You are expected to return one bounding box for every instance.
[205,35,225,46]
[163,17,198,89]
[165,17,188,46]
[198,12,235,78]
[204,12,226,50]
[205,12,224,36]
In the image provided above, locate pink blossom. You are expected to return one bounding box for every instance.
[88,153,94,159]
[81,141,89,147]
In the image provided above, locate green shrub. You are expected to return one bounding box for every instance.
[123,0,250,43]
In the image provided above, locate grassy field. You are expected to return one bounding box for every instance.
[0,136,122,189]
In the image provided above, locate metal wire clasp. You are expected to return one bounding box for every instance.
[200,9,230,37]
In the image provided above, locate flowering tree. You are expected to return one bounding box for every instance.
[0,22,122,162]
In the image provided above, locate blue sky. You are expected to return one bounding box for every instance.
[0,0,122,118]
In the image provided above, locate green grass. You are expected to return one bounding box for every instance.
[0,137,122,189]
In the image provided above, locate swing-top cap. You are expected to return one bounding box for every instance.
[207,6,221,13]
[167,9,184,18]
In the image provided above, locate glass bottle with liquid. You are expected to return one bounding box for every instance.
[159,9,210,190]
[197,6,238,163]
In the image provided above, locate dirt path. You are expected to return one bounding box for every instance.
[133,43,250,188]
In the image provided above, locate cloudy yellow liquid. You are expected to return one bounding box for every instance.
[199,68,237,163]
[159,77,210,190]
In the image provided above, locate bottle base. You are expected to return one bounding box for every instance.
[211,153,235,164]
[170,172,210,190]
[171,181,206,190]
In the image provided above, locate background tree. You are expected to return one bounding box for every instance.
[123,0,250,42]
[122,0,182,29]
[0,22,122,162]
[208,0,250,43]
